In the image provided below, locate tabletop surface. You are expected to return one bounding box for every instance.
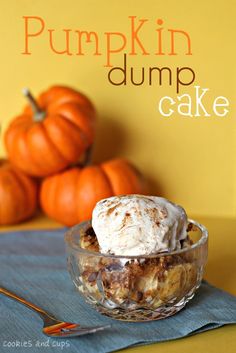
[1,214,236,353]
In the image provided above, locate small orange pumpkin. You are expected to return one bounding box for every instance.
[40,158,147,226]
[5,86,96,177]
[0,160,38,225]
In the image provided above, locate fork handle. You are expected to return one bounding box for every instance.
[0,286,57,322]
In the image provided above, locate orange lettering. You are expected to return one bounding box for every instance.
[22,16,45,55]
[129,16,149,55]
[104,32,127,67]
[48,29,72,55]
[75,31,101,55]
[168,29,192,56]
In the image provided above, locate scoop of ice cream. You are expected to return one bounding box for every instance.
[92,195,188,256]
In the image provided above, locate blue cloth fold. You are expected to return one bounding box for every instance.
[0,228,236,353]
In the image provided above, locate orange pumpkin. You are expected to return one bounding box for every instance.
[5,86,96,177]
[40,158,147,226]
[0,160,38,225]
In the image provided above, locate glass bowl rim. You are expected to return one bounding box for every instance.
[64,218,208,259]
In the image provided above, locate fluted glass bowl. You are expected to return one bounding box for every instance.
[64,219,208,322]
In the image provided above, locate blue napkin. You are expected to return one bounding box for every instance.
[0,228,236,353]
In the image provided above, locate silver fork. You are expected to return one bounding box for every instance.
[0,286,111,338]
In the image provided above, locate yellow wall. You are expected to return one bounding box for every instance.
[0,0,235,218]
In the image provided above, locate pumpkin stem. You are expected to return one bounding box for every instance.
[23,88,46,122]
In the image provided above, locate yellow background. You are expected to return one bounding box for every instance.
[0,0,235,219]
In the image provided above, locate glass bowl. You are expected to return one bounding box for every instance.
[64,219,208,322]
